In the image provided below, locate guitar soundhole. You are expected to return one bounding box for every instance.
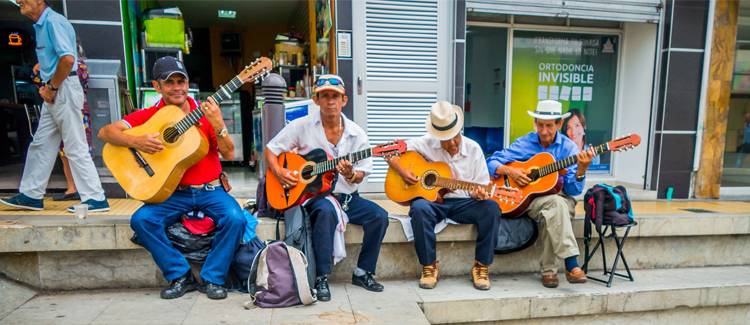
[163,127,179,144]
[301,165,314,180]
[423,172,437,187]
[528,169,540,182]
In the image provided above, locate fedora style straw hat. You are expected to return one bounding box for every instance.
[527,100,571,120]
[426,101,464,140]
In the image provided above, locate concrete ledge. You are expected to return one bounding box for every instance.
[418,266,750,324]
[2,213,750,253]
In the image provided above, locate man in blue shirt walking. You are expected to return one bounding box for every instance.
[1,0,108,212]
[487,100,594,288]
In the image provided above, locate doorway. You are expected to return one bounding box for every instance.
[465,26,507,155]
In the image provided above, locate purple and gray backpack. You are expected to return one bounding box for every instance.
[245,241,316,308]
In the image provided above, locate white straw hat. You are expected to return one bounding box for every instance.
[527,100,571,120]
[426,101,464,140]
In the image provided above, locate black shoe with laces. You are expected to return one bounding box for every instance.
[352,272,384,292]
[160,272,197,299]
[198,282,228,300]
[315,276,331,302]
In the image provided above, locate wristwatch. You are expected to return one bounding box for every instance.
[217,127,229,139]
[576,174,586,182]
[46,81,58,91]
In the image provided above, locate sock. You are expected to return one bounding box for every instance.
[564,256,579,272]
[353,267,367,277]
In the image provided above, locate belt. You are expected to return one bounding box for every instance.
[68,71,77,77]
[177,179,221,191]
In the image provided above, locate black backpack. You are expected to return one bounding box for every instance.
[583,184,634,241]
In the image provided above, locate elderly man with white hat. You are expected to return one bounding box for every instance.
[387,101,500,291]
[487,100,595,288]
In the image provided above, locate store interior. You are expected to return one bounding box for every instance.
[0,0,336,195]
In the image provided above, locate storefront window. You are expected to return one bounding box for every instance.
[722,0,750,187]
[510,30,619,172]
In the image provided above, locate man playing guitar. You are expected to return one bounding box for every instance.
[386,101,500,291]
[98,57,245,300]
[487,100,595,288]
[265,74,389,301]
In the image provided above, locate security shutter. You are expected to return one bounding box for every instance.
[467,0,662,23]
[353,0,449,189]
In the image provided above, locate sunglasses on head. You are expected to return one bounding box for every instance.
[316,77,344,87]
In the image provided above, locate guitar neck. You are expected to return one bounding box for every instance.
[312,148,373,176]
[537,143,609,178]
[434,176,491,193]
[173,76,245,136]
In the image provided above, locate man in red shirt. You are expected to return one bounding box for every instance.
[98,56,244,300]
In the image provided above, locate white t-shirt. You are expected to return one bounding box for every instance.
[266,112,372,194]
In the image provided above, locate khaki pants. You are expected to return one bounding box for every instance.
[526,193,579,275]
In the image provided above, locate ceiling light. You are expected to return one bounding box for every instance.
[218,10,236,19]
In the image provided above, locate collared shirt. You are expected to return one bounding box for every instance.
[121,97,221,185]
[266,112,372,194]
[487,132,585,196]
[406,135,490,199]
[33,7,78,81]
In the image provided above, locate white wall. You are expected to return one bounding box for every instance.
[613,22,657,186]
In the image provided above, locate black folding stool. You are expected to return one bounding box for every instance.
[582,220,637,287]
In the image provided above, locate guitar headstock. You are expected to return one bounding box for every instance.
[238,57,273,84]
[372,140,407,159]
[607,133,641,152]
[493,186,522,204]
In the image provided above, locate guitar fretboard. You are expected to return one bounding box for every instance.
[434,177,492,193]
[312,148,374,176]
[173,76,245,136]
[537,143,609,178]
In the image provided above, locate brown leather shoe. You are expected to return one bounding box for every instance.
[542,273,559,288]
[419,262,439,289]
[565,267,587,283]
[471,260,490,290]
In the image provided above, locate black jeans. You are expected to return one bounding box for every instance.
[305,193,389,276]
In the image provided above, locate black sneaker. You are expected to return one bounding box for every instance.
[160,272,197,299]
[52,192,80,201]
[199,282,228,300]
[352,272,384,292]
[315,276,331,302]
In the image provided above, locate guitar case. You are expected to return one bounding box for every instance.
[494,214,538,254]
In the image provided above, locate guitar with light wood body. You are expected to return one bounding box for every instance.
[385,151,521,206]
[102,57,273,203]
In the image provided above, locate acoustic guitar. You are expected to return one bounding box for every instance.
[103,57,273,203]
[266,140,407,210]
[494,134,641,217]
[384,151,521,206]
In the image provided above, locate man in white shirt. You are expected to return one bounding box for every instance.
[264,74,389,302]
[386,101,500,291]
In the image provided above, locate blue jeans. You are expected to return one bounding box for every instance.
[305,193,389,276]
[409,198,500,266]
[130,186,245,285]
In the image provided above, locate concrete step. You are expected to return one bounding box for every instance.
[1,266,748,325]
[2,200,750,289]
[418,266,750,324]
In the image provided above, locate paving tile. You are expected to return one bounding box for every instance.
[269,284,355,325]
[345,281,428,324]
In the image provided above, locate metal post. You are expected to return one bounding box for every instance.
[259,73,287,177]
